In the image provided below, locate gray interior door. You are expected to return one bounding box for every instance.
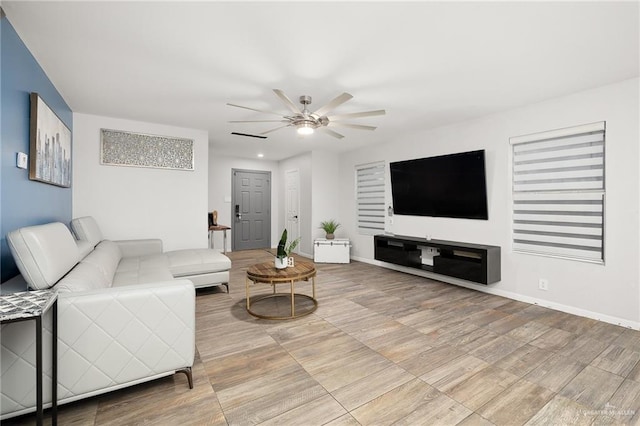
[232,169,271,251]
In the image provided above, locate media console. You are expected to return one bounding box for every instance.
[374,234,501,285]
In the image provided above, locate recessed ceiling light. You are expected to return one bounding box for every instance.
[257,153,264,158]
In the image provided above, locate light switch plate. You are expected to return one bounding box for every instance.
[16,152,28,169]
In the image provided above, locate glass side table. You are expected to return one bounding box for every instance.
[0,290,58,426]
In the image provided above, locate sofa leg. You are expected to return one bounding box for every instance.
[222,283,229,293]
[176,367,194,389]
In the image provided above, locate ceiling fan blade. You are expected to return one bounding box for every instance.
[328,123,377,131]
[326,109,386,121]
[226,103,285,117]
[318,127,344,139]
[260,124,290,135]
[273,89,302,115]
[312,92,353,117]
[228,120,289,123]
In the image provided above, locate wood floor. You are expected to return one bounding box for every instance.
[7,249,640,425]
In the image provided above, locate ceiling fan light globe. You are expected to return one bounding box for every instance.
[297,125,314,135]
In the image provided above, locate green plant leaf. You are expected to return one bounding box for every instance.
[320,219,340,233]
[285,237,300,256]
[277,229,287,258]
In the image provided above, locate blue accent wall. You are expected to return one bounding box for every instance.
[1,16,73,282]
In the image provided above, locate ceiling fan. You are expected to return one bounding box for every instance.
[227,89,385,139]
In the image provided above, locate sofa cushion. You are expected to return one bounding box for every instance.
[115,239,163,258]
[70,216,104,247]
[55,240,123,293]
[7,222,80,290]
[76,240,94,259]
[55,262,110,292]
[112,254,173,286]
[166,249,232,277]
[81,240,122,284]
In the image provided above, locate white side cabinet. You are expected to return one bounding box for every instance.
[314,238,351,263]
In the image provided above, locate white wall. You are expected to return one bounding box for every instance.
[208,153,279,252]
[73,113,209,250]
[339,78,640,327]
[311,151,343,241]
[279,153,313,256]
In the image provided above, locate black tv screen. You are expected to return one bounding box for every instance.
[390,150,488,220]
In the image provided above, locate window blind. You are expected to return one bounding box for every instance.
[356,161,385,234]
[510,122,605,263]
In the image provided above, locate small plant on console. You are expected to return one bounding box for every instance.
[320,219,340,240]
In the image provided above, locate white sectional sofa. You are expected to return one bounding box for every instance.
[0,217,231,420]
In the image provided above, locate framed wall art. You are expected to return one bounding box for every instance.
[100,129,194,171]
[29,93,72,187]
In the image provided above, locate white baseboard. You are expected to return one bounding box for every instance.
[298,251,313,259]
[351,256,640,330]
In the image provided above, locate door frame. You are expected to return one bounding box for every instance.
[284,168,301,254]
[231,168,272,251]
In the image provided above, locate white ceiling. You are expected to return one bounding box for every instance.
[4,1,638,161]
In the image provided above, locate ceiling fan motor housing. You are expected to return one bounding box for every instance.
[299,95,312,106]
[296,95,320,129]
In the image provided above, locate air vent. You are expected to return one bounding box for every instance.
[231,132,267,139]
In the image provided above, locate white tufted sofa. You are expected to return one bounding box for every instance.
[0,217,231,420]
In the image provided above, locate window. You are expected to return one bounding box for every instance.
[355,161,385,235]
[510,121,605,263]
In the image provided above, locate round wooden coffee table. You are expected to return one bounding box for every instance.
[245,260,317,320]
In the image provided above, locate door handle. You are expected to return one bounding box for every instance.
[235,205,242,221]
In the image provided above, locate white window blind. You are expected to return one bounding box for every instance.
[510,121,605,263]
[356,161,385,235]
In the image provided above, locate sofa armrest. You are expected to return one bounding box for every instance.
[115,239,163,257]
[57,280,195,397]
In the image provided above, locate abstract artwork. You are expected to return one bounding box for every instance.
[29,93,72,187]
[100,129,194,170]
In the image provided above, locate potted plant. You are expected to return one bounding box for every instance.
[275,229,300,269]
[320,219,340,240]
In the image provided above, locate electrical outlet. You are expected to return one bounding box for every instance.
[539,279,549,291]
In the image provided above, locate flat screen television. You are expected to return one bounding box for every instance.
[390,150,488,220]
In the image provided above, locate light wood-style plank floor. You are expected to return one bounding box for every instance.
[7,249,640,425]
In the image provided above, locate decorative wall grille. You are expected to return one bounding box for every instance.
[356,161,386,235]
[510,121,605,263]
[101,129,194,170]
